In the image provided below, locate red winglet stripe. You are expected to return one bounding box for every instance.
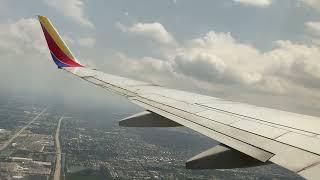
[40,23,83,67]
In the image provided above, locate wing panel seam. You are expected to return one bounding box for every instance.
[197,103,318,136]
[132,97,320,157]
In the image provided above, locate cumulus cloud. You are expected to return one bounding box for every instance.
[305,21,320,45]
[182,35,320,95]
[43,0,94,28]
[77,37,96,47]
[175,31,262,83]
[108,53,173,82]
[116,23,320,98]
[306,21,320,35]
[298,0,320,11]
[116,22,176,45]
[233,0,272,7]
[173,32,283,93]
[0,18,46,55]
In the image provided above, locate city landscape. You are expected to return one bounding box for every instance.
[0,94,303,179]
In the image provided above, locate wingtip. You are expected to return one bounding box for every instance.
[38,15,84,68]
[37,15,48,21]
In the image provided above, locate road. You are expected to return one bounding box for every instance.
[0,107,47,151]
[54,116,64,180]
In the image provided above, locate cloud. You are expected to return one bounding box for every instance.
[77,37,96,47]
[106,53,183,87]
[116,22,176,45]
[0,17,103,102]
[305,21,320,45]
[43,0,94,28]
[298,0,320,11]
[233,0,272,7]
[0,18,54,91]
[306,21,320,35]
[181,35,320,95]
[116,25,320,98]
[173,32,282,93]
[0,18,46,55]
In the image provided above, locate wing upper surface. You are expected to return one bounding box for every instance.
[64,67,320,179]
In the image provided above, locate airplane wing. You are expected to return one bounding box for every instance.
[38,15,320,179]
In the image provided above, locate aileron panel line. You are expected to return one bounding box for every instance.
[199,103,320,136]
[129,98,274,162]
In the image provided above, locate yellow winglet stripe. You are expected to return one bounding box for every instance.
[38,15,75,60]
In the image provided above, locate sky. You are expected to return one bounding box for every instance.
[1,0,320,116]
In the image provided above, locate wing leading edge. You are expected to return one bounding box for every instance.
[38,16,320,179]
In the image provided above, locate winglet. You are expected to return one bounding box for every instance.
[38,15,83,68]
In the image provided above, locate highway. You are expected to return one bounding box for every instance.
[54,116,63,180]
[0,107,47,151]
